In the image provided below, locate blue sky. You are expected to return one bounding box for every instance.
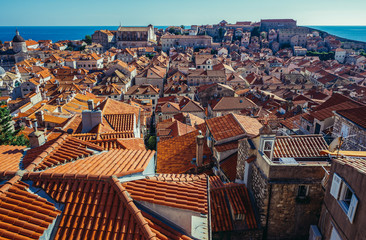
[1,0,366,26]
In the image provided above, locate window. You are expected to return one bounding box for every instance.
[263,140,274,158]
[330,173,359,223]
[297,185,309,198]
[340,123,349,138]
[330,226,342,240]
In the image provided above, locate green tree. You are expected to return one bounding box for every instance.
[147,136,157,150]
[251,27,260,37]
[84,35,92,45]
[180,25,185,30]
[0,104,29,146]
[168,28,175,34]
[218,28,225,39]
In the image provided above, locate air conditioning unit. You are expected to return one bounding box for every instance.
[309,225,322,240]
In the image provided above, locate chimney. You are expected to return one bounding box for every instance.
[196,130,205,167]
[29,119,46,148]
[82,109,102,133]
[87,99,94,110]
[35,111,44,127]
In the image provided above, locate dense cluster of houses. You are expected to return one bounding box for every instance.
[0,19,365,240]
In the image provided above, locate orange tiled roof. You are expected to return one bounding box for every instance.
[36,149,154,177]
[123,176,208,214]
[210,176,257,232]
[88,138,145,151]
[104,113,135,132]
[206,114,245,141]
[214,141,238,153]
[157,130,212,174]
[0,146,26,175]
[0,178,62,240]
[273,135,329,159]
[142,211,192,240]
[72,132,134,141]
[28,176,157,240]
[220,153,238,181]
[22,134,104,171]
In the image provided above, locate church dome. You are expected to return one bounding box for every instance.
[12,30,25,43]
[0,66,5,76]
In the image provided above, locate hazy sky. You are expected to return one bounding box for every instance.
[1,0,366,26]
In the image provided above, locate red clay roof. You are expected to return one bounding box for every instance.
[273,135,328,159]
[104,113,135,132]
[214,141,238,153]
[209,176,257,232]
[0,178,61,240]
[123,176,208,214]
[336,106,366,129]
[29,176,157,240]
[0,146,26,175]
[206,114,245,141]
[157,130,212,174]
[142,211,192,240]
[72,132,135,141]
[22,134,104,171]
[220,153,238,181]
[36,149,155,177]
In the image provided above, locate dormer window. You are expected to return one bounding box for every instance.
[263,140,273,158]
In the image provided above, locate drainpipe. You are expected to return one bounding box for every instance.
[207,176,212,240]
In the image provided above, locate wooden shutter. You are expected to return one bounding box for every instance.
[330,173,342,199]
[347,193,358,224]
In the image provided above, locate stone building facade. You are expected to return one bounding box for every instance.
[161,35,213,51]
[237,132,330,239]
[278,27,309,47]
[116,25,156,48]
[332,106,366,151]
[260,19,297,32]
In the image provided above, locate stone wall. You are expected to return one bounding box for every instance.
[249,162,325,240]
[236,139,251,181]
[267,183,324,240]
[249,163,270,227]
[213,229,263,240]
[332,115,366,151]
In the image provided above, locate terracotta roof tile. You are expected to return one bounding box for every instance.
[0,146,26,175]
[39,149,155,177]
[22,134,104,171]
[123,176,208,214]
[220,153,238,181]
[104,113,135,132]
[209,176,258,232]
[142,211,192,240]
[0,178,61,240]
[157,130,212,174]
[336,106,366,129]
[28,177,157,240]
[273,135,329,159]
[72,132,134,141]
[206,114,245,141]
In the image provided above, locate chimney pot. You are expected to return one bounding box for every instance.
[196,131,205,167]
[87,100,94,110]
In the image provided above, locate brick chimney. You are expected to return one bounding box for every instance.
[29,119,45,148]
[35,111,44,127]
[82,108,102,133]
[196,130,205,167]
[87,99,94,110]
